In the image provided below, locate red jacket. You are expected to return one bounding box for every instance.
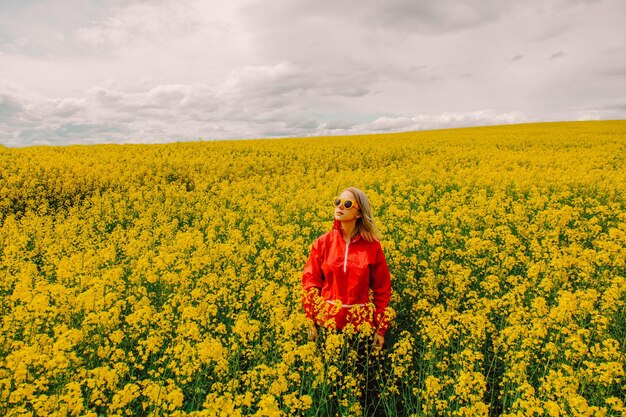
[302,219,392,336]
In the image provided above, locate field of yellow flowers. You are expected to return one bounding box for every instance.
[1,120,625,416]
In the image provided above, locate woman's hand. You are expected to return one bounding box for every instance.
[373,334,384,351]
[308,326,318,342]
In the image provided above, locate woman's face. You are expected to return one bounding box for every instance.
[334,190,361,222]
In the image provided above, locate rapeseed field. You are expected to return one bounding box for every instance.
[1,120,625,416]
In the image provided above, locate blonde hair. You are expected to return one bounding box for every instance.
[344,187,381,242]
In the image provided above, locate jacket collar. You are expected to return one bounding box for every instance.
[333,219,362,243]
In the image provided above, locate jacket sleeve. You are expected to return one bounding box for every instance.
[302,237,325,325]
[370,241,392,336]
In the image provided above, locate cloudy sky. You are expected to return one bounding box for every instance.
[1,0,625,147]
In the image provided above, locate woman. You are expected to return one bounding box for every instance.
[302,187,392,350]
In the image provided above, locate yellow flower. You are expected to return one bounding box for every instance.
[1,120,624,415]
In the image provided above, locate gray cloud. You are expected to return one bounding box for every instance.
[243,0,510,38]
[579,99,626,115]
[0,78,534,146]
[324,120,355,130]
[598,67,626,78]
[548,50,566,60]
[0,0,625,146]
[0,93,24,122]
[360,0,508,35]
[18,123,128,146]
[74,1,201,50]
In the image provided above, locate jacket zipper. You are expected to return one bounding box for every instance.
[343,241,350,273]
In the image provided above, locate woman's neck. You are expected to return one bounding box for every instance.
[341,220,357,242]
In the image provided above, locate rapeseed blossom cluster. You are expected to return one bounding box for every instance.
[1,121,625,416]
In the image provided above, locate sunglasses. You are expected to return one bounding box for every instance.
[333,197,359,209]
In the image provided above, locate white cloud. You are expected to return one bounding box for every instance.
[0,76,538,146]
[219,62,303,98]
[74,1,201,49]
[364,111,528,132]
[0,0,625,146]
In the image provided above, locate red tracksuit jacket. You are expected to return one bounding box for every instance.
[302,219,392,336]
